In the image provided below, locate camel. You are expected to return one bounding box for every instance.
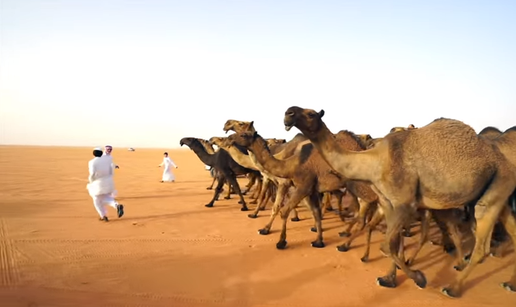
[209,135,303,221]
[179,137,260,211]
[223,120,312,220]
[283,106,516,298]
[229,129,385,252]
[480,126,516,257]
[225,120,394,260]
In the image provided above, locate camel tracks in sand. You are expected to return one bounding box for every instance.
[12,237,279,244]
[0,219,20,287]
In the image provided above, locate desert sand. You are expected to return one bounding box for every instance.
[0,145,514,307]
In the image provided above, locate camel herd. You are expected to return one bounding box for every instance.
[179,106,516,299]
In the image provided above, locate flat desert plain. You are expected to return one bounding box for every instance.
[0,146,515,307]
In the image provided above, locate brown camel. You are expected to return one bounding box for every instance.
[209,136,302,222]
[229,129,384,251]
[283,106,516,298]
[480,126,516,257]
[225,120,389,259]
[223,120,311,219]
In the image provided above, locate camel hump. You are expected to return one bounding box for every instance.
[503,126,516,134]
[479,126,503,135]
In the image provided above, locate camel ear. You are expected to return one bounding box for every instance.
[319,110,325,118]
[250,121,254,128]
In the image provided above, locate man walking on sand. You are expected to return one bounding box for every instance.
[87,147,124,222]
[103,144,119,198]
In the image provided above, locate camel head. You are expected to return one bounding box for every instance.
[209,136,232,148]
[284,106,325,138]
[265,138,286,147]
[389,126,407,134]
[229,131,258,148]
[223,120,256,134]
[179,137,199,148]
[357,134,372,143]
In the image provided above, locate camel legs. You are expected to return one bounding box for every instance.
[339,198,372,237]
[220,172,248,211]
[276,188,322,249]
[497,205,516,292]
[205,175,226,207]
[337,206,384,263]
[441,195,509,298]
[257,182,290,235]
[250,177,269,206]
[405,210,431,266]
[242,173,257,195]
[307,191,325,248]
[248,179,272,218]
[376,203,427,290]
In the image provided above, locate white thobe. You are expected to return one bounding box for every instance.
[102,153,118,197]
[87,155,118,218]
[160,157,177,182]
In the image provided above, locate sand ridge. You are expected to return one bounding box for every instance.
[0,146,514,307]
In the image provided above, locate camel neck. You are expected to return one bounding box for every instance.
[248,136,293,178]
[225,146,257,170]
[189,142,215,166]
[311,124,377,183]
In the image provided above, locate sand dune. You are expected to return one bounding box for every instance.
[0,146,514,307]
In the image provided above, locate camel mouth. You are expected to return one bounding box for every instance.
[285,125,293,132]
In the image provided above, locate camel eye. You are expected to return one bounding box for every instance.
[239,122,244,126]
[308,112,317,118]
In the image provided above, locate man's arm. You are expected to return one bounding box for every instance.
[88,161,95,183]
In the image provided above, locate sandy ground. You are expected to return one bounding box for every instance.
[0,146,515,307]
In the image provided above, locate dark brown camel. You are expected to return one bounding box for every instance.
[179,137,260,211]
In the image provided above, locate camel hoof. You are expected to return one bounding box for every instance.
[414,270,427,289]
[440,287,460,298]
[360,256,369,263]
[224,196,231,200]
[248,214,258,219]
[501,282,516,292]
[240,206,249,211]
[336,244,349,252]
[291,217,300,222]
[250,200,257,205]
[258,228,270,235]
[311,241,325,248]
[310,227,317,233]
[339,231,351,237]
[276,241,287,250]
[206,187,212,190]
[205,204,214,208]
[376,276,396,288]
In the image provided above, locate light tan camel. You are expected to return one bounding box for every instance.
[283,106,516,298]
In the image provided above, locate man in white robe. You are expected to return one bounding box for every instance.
[87,147,124,221]
[103,144,119,197]
[158,152,178,183]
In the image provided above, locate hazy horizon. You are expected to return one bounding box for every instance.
[1,0,515,148]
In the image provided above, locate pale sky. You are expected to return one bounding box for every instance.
[1,0,515,148]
